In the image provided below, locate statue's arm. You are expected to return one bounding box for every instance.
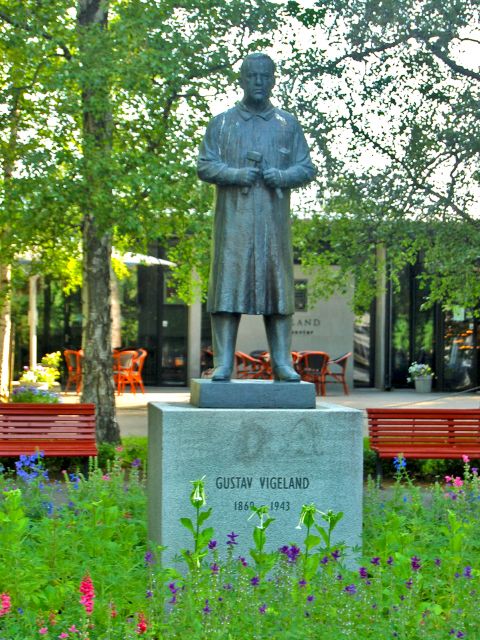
[272,121,316,189]
[197,118,241,186]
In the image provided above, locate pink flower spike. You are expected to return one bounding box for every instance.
[68,626,78,633]
[0,593,11,616]
[58,634,69,639]
[462,454,470,463]
[39,628,48,635]
[102,474,110,481]
[445,475,452,484]
[453,477,464,487]
[79,575,95,615]
[115,446,124,452]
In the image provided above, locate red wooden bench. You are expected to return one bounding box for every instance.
[367,408,480,480]
[0,403,97,459]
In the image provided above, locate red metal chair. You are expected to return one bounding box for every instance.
[295,351,330,396]
[234,351,269,379]
[113,350,138,394]
[325,352,352,395]
[64,349,83,393]
[131,348,148,393]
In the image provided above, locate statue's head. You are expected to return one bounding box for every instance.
[240,53,276,108]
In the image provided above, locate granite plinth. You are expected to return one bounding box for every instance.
[148,402,363,566]
[190,378,316,409]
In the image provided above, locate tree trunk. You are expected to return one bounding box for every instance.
[0,265,12,401]
[110,266,122,349]
[78,0,119,442]
[81,216,118,441]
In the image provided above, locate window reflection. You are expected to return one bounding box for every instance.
[443,309,476,390]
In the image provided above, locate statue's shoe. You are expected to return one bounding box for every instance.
[273,365,301,382]
[211,366,232,382]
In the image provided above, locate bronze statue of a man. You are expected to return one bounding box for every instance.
[197,52,316,382]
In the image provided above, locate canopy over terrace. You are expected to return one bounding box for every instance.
[17,250,176,369]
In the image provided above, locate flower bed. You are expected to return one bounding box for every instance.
[0,452,479,638]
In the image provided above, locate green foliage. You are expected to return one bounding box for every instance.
[10,386,60,404]
[0,465,480,636]
[285,0,480,312]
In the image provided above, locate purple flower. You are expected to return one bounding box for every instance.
[344,584,356,595]
[211,563,219,574]
[279,545,301,563]
[144,551,154,565]
[238,556,248,567]
[226,531,239,546]
[307,595,314,602]
[434,558,441,566]
[405,578,413,589]
[208,540,217,550]
[387,556,394,565]
[331,549,341,560]
[298,579,307,588]
[250,576,260,586]
[411,556,421,571]
[320,556,329,565]
[203,599,211,614]
[223,583,233,590]
[336,574,343,581]
[463,566,472,578]
[393,455,407,471]
[370,556,380,566]
[359,567,368,579]
[168,582,178,595]
[259,604,267,614]
[472,467,478,475]
[131,458,141,468]
[146,590,153,599]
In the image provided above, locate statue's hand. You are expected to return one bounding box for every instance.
[263,168,285,188]
[235,167,261,186]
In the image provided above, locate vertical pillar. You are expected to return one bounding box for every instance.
[29,275,39,369]
[374,245,386,389]
[187,298,202,383]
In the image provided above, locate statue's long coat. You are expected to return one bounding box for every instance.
[198,101,316,315]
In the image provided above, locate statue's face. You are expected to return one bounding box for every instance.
[240,58,275,106]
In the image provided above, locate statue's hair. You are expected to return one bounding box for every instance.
[240,53,276,75]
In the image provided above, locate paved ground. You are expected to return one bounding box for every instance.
[64,384,480,438]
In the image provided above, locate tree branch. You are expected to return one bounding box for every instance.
[331,36,410,67]
[0,7,72,59]
[344,105,477,224]
[421,39,480,82]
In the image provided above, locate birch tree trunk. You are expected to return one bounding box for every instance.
[110,267,122,349]
[78,0,119,442]
[0,265,12,401]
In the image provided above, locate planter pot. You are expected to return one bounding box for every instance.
[414,376,432,393]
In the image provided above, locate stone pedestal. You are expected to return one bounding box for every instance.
[190,378,316,409]
[148,402,363,564]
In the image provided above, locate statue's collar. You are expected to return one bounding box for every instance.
[236,101,275,121]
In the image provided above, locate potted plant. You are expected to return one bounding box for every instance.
[18,351,62,390]
[407,362,434,393]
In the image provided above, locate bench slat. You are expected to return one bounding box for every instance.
[0,403,97,458]
[367,407,480,464]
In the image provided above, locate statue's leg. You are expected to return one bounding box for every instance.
[211,312,241,382]
[264,314,300,382]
